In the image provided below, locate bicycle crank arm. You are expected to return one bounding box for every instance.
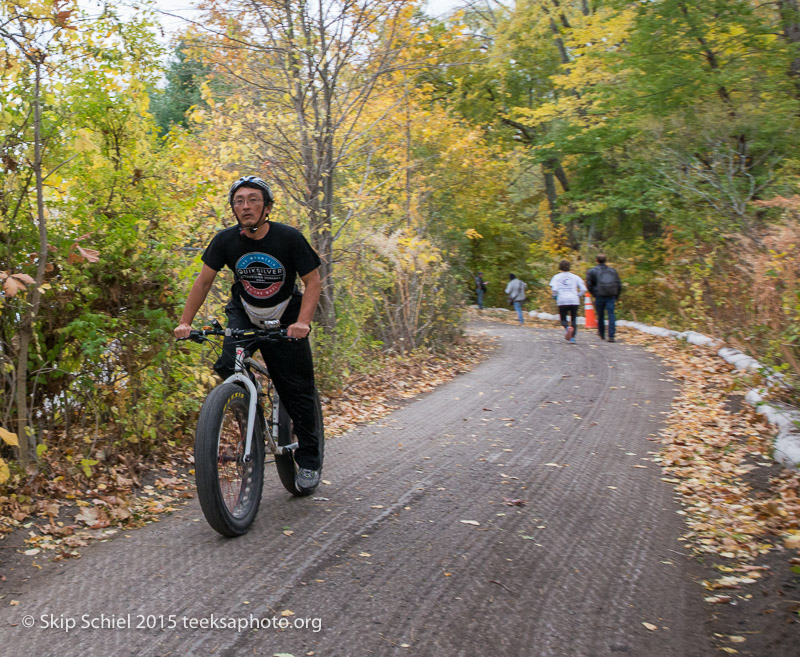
[273,442,299,456]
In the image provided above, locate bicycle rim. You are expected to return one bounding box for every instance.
[217,397,257,517]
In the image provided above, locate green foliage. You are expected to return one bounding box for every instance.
[416,0,800,381]
[311,295,385,393]
[4,0,800,476]
[0,1,210,468]
[149,42,209,135]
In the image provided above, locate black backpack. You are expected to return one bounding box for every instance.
[595,267,620,296]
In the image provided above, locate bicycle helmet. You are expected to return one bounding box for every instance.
[229,175,274,235]
[228,175,274,209]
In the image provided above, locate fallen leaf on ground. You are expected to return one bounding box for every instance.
[704,595,733,604]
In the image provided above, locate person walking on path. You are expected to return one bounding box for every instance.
[505,273,527,324]
[586,253,622,342]
[549,260,587,343]
[474,272,487,310]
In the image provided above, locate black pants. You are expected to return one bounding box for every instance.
[559,305,578,333]
[213,299,323,471]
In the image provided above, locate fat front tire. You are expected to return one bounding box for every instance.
[195,383,265,537]
[273,389,324,497]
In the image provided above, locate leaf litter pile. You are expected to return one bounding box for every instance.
[0,456,194,567]
[0,337,492,571]
[323,338,492,437]
[621,329,800,623]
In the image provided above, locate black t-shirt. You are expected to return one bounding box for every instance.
[201,222,321,308]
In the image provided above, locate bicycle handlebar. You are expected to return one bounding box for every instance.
[177,319,291,344]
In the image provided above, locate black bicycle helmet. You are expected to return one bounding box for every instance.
[228,175,274,209]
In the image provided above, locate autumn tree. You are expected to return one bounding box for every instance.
[0,0,82,467]
[449,0,800,369]
[420,2,585,237]
[183,0,426,331]
[0,0,208,477]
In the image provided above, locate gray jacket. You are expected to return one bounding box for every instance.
[504,278,527,302]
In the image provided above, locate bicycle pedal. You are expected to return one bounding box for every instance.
[274,442,299,456]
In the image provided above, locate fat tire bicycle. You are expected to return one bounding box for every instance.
[179,319,324,537]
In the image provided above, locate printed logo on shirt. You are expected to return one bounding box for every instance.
[236,252,285,299]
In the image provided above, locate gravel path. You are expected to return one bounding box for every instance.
[0,321,712,656]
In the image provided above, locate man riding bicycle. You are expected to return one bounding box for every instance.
[174,175,324,493]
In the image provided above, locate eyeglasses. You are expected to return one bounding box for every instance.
[232,195,263,207]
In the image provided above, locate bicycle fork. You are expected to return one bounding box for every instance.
[223,347,298,462]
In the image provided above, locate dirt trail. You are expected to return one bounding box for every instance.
[0,321,713,656]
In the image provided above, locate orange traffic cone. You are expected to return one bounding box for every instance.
[584,292,597,329]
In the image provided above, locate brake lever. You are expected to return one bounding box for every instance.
[177,331,208,344]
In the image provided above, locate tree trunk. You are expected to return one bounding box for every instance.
[280,0,336,331]
[314,0,336,332]
[778,0,800,97]
[542,163,559,221]
[548,17,570,66]
[316,226,335,331]
[318,144,336,332]
[15,331,32,467]
[553,161,570,193]
[543,157,579,247]
[15,60,49,467]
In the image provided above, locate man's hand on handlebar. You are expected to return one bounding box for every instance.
[286,321,310,340]
[174,322,193,340]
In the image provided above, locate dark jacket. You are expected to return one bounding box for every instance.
[587,264,621,298]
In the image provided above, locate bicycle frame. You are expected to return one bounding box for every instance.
[223,346,298,462]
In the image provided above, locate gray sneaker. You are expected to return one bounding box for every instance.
[295,467,320,492]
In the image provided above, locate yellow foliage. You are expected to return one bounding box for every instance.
[73,128,98,153]
[512,104,561,128]
[0,426,19,447]
[370,230,444,274]
[566,6,637,58]
[503,4,637,133]
[536,208,571,258]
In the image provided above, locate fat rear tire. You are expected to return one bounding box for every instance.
[273,389,324,497]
